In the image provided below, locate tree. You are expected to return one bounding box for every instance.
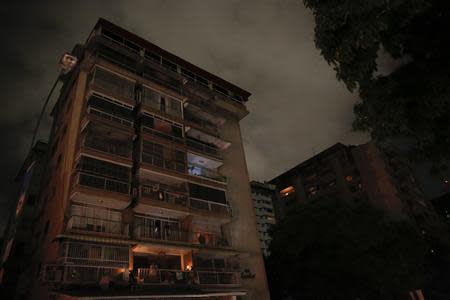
[303,0,450,167]
[267,198,428,300]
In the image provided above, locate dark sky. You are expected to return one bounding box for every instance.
[1,1,447,234]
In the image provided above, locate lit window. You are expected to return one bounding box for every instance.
[280,186,295,197]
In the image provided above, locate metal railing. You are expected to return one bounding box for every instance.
[67,215,129,236]
[43,265,127,284]
[141,153,186,173]
[189,197,231,216]
[133,224,190,244]
[188,165,226,183]
[84,135,132,158]
[142,126,184,145]
[75,172,130,195]
[137,268,240,286]
[141,186,188,207]
[184,112,219,135]
[186,138,221,159]
[58,242,129,267]
[92,67,135,100]
[87,106,133,127]
[133,223,231,248]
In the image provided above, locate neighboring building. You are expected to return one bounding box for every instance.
[9,18,269,300]
[0,141,47,299]
[270,142,435,225]
[250,181,276,257]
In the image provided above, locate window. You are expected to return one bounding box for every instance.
[280,186,295,197]
[162,58,177,72]
[141,87,161,110]
[189,183,226,204]
[166,98,182,118]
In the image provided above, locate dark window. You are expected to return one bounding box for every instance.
[97,45,137,73]
[141,114,154,128]
[145,52,161,64]
[162,58,177,72]
[196,75,209,87]
[88,95,134,122]
[213,84,228,96]
[189,183,226,204]
[78,156,130,181]
[181,68,195,80]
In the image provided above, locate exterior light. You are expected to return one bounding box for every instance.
[186,265,192,271]
[345,175,353,182]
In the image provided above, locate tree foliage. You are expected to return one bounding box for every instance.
[267,198,428,300]
[303,0,450,165]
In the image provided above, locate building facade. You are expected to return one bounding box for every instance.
[8,18,269,300]
[270,142,434,223]
[0,141,47,299]
[250,182,276,257]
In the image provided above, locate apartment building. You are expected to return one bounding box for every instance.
[250,182,276,257]
[270,142,434,224]
[0,141,47,299]
[11,18,269,300]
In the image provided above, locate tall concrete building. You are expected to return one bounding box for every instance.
[0,141,47,299]
[7,18,269,300]
[270,142,435,226]
[250,182,276,257]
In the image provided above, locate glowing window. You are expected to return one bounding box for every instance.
[280,186,295,197]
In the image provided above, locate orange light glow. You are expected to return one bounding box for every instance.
[280,186,295,197]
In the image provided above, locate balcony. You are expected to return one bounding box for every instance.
[86,94,134,128]
[43,265,127,285]
[90,66,135,101]
[142,126,184,145]
[184,110,219,137]
[188,164,226,183]
[75,172,130,195]
[141,154,186,174]
[82,123,133,161]
[189,197,231,217]
[67,215,129,237]
[141,185,188,207]
[137,268,240,286]
[133,223,232,249]
[44,265,240,287]
[186,138,221,159]
[141,112,184,145]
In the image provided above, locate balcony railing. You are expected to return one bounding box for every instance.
[189,197,231,216]
[75,172,130,195]
[44,265,240,286]
[142,126,184,144]
[87,106,133,127]
[133,223,231,248]
[141,186,188,206]
[67,215,129,236]
[43,265,127,284]
[188,165,227,183]
[141,153,186,173]
[92,66,135,100]
[84,135,132,159]
[137,268,240,286]
[186,138,221,159]
[184,112,219,136]
[133,224,190,244]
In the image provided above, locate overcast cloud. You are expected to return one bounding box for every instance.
[0,0,370,233]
